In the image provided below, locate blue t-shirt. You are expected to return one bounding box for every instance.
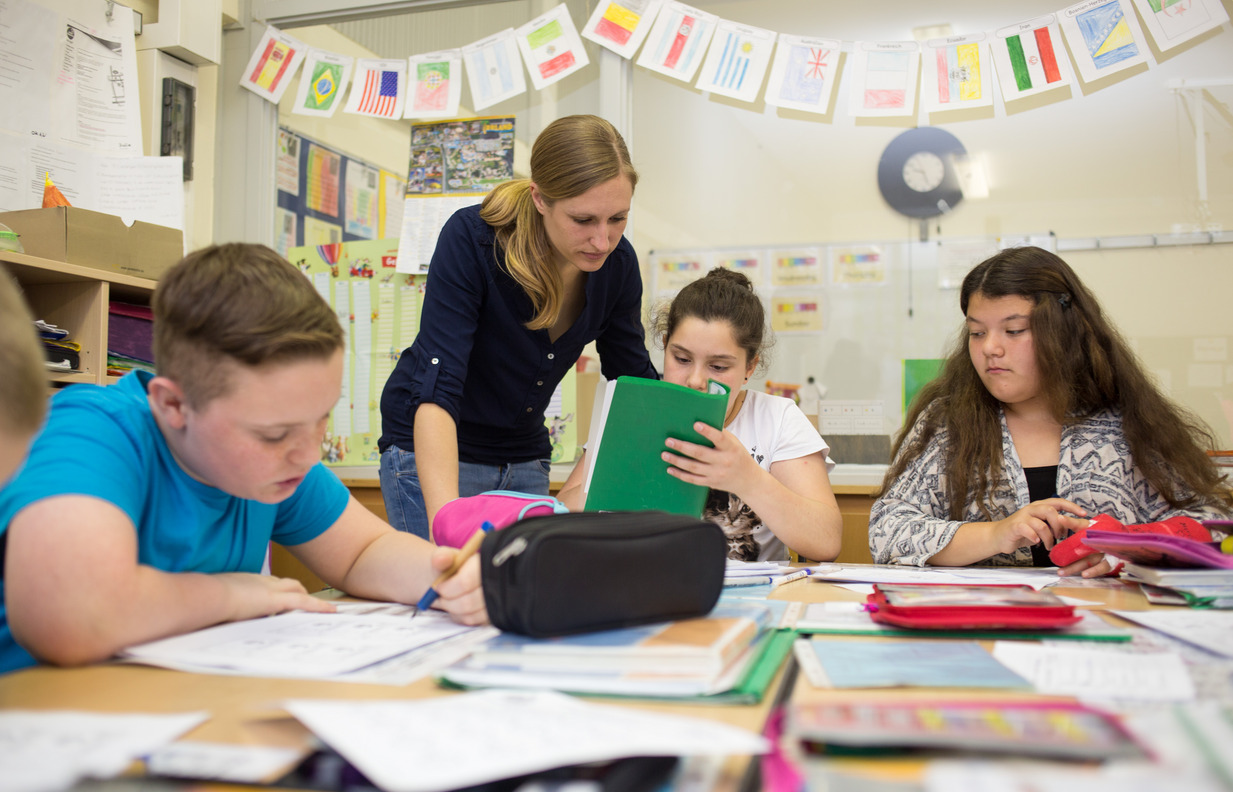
[378,204,658,465]
[0,371,349,673]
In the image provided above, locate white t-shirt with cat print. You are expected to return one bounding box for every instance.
[701,389,834,562]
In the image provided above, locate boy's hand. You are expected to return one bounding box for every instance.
[217,573,336,621]
[426,547,489,625]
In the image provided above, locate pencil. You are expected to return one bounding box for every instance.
[414,521,493,615]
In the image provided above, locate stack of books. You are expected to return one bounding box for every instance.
[1082,528,1233,608]
[438,601,788,701]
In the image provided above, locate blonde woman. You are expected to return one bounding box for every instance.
[378,115,657,539]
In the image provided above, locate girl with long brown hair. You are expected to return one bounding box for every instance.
[378,115,657,539]
[870,247,1230,576]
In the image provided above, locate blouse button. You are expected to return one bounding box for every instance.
[536,380,543,386]
[526,407,533,413]
[547,353,555,360]
[431,357,439,364]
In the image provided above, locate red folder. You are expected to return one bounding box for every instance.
[866,583,1081,630]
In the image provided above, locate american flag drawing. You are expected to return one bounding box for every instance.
[357,69,399,116]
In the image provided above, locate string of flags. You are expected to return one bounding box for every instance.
[239,0,1228,121]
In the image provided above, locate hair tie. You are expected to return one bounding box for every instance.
[1058,293,1071,309]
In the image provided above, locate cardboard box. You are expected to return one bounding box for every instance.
[0,207,183,281]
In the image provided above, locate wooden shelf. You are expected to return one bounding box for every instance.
[2,250,157,388]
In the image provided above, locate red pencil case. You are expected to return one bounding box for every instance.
[866,583,1081,630]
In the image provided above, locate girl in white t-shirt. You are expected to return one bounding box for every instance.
[560,268,842,561]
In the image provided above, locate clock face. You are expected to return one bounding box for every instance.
[877,127,967,219]
[902,151,945,193]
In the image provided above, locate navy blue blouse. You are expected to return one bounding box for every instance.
[379,204,658,465]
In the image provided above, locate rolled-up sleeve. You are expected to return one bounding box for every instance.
[410,211,489,424]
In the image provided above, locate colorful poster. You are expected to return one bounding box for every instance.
[405,51,462,119]
[344,160,379,239]
[305,142,341,217]
[921,34,994,113]
[770,248,823,287]
[239,26,306,104]
[694,20,775,103]
[653,251,709,294]
[344,58,407,119]
[291,49,353,118]
[714,250,766,287]
[516,4,589,91]
[1058,0,1151,84]
[581,0,663,60]
[763,35,841,115]
[848,41,920,118]
[831,246,886,286]
[462,29,527,111]
[990,16,1072,101]
[635,1,717,83]
[406,117,516,196]
[1131,0,1228,52]
[770,295,823,334]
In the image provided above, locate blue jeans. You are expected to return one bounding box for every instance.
[379,445,551,540]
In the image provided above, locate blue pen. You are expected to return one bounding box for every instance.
[415,520,494,615]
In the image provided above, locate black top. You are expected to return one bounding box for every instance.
[1023,464,1059,567]
[378,205,658,465]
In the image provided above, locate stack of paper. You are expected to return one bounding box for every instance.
[724,559,792,587]
[1121,564,1233,608]
[438,601,777,698]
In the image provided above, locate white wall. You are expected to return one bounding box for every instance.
[627,0,1233,447]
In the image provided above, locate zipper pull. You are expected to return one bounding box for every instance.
[492,536,528,567]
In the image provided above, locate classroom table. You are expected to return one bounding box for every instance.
[0,574,1213,792]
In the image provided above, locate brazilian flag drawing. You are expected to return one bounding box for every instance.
[306,63,342,111]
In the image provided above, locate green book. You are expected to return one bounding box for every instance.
[582,376,729,516]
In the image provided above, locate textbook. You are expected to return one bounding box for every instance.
[438,601,776,698]
[582,376,729,516]
[787,700,1145,761]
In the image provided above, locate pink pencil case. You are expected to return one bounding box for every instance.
[1078,530,1233,570]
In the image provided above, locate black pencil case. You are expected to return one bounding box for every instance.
[479,511,727,638]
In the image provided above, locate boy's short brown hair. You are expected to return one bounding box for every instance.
[0,269,47,436]
[152,244,344,406]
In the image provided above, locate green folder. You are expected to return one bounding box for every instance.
[582,376,729,517]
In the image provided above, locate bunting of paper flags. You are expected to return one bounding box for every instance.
[241,0,1227,120]
[1058,0,1152,84]
[763,35,841,115]
[345,59,407,119]
[292,49,354,118]
[921,33,994,113]
[463,29,527,111]
[990,16,1072,102]
[406,51,463,119]
[848,41,920,118]
[239,26,307,104]
[1131,0,1227,52]
[636,1,718,83]
[517,4,589,91]
[695,19,775,103]
[582,0,663,60]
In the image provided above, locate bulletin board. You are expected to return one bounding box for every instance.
[277,127,408,257]
[289,239,424,467]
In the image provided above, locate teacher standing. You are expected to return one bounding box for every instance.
[378,115,657,539]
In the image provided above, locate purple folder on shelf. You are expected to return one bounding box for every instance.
[1080,530,1233,570]
[108,301,154,364]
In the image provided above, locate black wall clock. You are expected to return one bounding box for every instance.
[877,127,967,221]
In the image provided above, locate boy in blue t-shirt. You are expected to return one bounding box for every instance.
[0,244,487,673]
